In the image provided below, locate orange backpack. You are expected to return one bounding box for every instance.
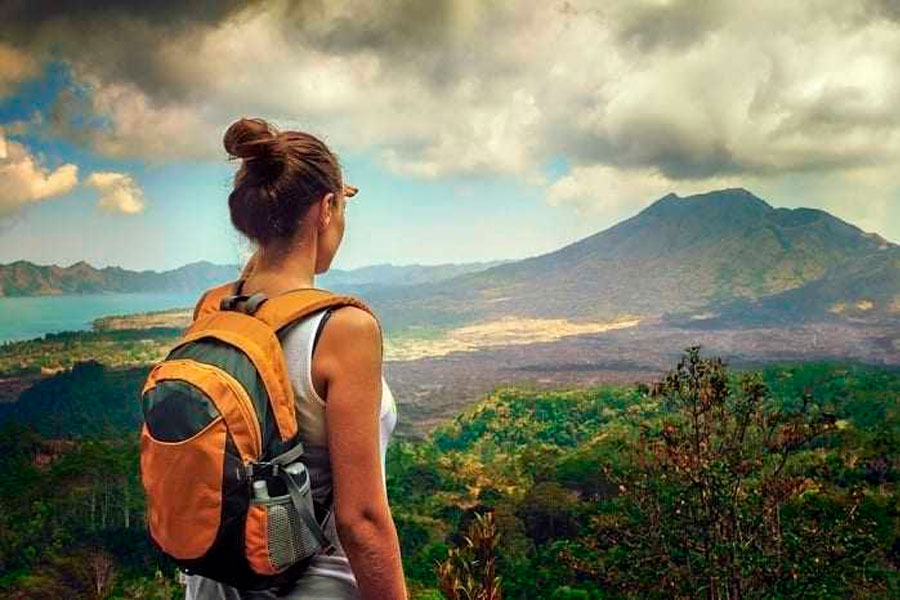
[138,279,377,590]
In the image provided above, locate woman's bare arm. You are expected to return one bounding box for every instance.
[315,306,408,600]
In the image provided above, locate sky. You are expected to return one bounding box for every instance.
[0,0,898,272]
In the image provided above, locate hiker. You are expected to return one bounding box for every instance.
[181,117,407,599]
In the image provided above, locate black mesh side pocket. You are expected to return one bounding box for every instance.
[246,461,324,574]
[266,496,321,570]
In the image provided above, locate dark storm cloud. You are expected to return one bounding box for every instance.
[279,0,457,54]
[611,0,727,53]
[0,0,255,102]
[2,0,899,185]
[868,0,900,22]
[0,0,252,33]
[275,1,532,94]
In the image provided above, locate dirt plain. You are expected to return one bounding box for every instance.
[384,316,900,438]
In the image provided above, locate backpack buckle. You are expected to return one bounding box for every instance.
[219,292,268,315]
[249,460,276,479]
[219,294,248,311]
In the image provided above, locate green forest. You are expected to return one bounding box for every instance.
[0,347,897,599]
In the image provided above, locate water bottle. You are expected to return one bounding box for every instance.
[284,462,309,488]
[274,461,321,562]
[252,479,270,501]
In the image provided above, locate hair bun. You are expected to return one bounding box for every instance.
[224,117,287,182]
[223,117,280,160]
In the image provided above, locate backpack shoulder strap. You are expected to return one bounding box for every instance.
[252,288,383,358]
[192,280,379,334]
[253,288,375,330]
[192,281,238,322]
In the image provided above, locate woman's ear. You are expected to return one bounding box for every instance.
[319,192,335,229]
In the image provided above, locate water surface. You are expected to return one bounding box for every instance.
[0,292,199,343]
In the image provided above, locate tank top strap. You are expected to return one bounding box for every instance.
[282,308,331,447]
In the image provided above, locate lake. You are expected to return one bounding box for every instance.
[0,292,201,343]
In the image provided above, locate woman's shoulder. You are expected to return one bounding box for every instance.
[311,303,384,369]
[323,304,382,342]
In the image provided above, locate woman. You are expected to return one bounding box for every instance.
[185,117,408,600]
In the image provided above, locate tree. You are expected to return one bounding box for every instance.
[438,511,502,600]
[593,346,841,599]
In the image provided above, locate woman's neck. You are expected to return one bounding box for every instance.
[242,245,317,297]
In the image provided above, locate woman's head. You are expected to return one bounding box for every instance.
[223,117,351,274]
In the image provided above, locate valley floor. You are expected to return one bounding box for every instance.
[0,313,896,438]
[388,316,899,436]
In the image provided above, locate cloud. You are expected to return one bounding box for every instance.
[547,164,745,220]
[0,128,145,219]
[750,164,900,239]
[85,171,146,214]
[611,0,729,52]
[0,129,79,216]
[0,42,38,96]
[0,1,247,90]
[49,77,219,161]
[3,0,900,197]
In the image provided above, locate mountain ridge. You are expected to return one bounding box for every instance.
[0,258,510,296]
[361,188,899,330]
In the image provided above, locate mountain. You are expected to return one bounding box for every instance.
[701,244,900,325]
[318,260,511,290]
[0,258,507,297]
[0,260,239,296]
[364,188,899,330]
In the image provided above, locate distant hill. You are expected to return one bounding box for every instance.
[0,260,240,296]
[318,260,510,291]
[0,258,507,297]
[364,188,898,330]
[695,244,900,326]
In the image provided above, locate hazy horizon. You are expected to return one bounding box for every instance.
[0,186,894,273]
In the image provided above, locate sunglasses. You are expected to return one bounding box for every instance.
[343,184,358,198]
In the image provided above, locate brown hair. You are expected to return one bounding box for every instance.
[223,117,343,246]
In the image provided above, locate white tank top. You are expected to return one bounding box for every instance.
[280,306,398,586]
